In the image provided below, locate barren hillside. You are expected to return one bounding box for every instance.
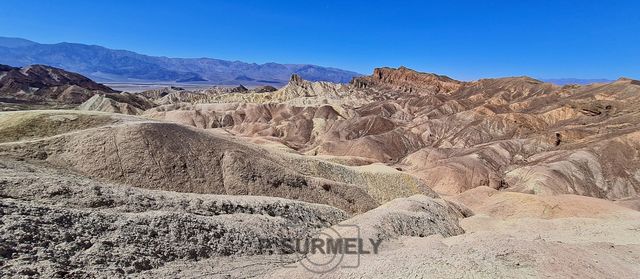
[1,66,639,278]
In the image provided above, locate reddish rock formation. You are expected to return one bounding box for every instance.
[352,66,463,94]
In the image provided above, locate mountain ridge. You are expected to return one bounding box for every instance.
[0,36,361,85]
[541,78,614,85]
[0,63,117,107]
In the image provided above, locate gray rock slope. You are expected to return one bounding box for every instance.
[0,158,348,278]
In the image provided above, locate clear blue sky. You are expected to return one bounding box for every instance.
[1,0,638,80]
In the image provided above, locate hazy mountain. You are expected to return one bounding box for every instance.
[541,78,613,85]
[0,37,38,48]
[0,36,360,85]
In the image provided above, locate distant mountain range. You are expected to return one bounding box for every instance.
[540,78,614,85]
[0,36,360,85]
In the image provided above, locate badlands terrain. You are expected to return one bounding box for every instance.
[1,64,640,278]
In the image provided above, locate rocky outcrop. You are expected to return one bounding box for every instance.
[352,66,463,94]
[254,85,278,93]
[78,93,156,115]
[0,64,117,106]
[0,64,115,93]
[0,158,348,277]
[332,195,467,241]
[264,194,468,274]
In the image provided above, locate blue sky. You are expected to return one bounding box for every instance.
[1,0,638,80]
